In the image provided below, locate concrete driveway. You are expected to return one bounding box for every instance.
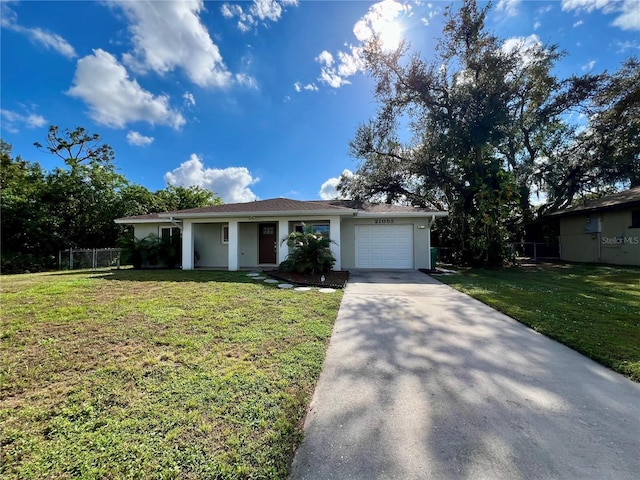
[290,270,640,480]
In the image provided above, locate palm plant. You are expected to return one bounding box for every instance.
[279,223,336,274]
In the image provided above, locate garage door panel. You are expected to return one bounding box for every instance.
[355,224,413,269]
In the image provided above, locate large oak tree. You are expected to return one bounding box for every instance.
[340,0,635,266]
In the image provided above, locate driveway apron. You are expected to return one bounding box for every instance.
[289,270,640,480]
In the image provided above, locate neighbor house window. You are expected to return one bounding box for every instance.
[160,226,180,243]
[221,225,229,244]
[631,209,640,228]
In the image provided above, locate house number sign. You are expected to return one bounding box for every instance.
[374,219,394,224]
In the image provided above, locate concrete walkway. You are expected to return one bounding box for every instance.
[290,270,640,480]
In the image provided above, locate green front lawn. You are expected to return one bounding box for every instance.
[438,264,640,381]
[0,269,342,479]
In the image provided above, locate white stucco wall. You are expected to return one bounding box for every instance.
[238,223,258,268]
[193,223,228,268]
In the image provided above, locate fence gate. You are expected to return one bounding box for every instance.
[59,248,121,270]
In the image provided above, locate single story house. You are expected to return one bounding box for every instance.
[115,198,448,271]
[546,186,640,266]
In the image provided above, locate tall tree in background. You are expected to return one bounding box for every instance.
[34,126,128,250]
[540,57,640,212]
[155,185,223,211]
[1,141,49,270]
[1,126,222,273]
[340,0,629,266]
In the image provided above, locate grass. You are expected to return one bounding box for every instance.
[0,269,343,479]
[438,263,640,381]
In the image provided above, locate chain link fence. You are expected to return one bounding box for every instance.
[58,248,121,270]
[511,242,561,261]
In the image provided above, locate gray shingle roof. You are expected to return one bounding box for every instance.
[167,198,353,215]
[314,199,437,214]
[115,197,447,222]
[547,186,640,217]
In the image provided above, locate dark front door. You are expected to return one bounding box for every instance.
[259,223,277,264]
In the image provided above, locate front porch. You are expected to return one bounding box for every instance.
[181,217,342,271]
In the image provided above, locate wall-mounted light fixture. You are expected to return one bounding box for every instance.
[417,225,426,229]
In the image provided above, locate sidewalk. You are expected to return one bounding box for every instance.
[289,270,640,480]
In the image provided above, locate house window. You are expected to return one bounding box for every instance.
[293,223,330,236]
[160,226,180,244]
[221,225,229,244]
[313,224,330,236]
[631,209,640,228]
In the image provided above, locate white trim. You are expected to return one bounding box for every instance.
[354,211,448,218]
[114,218,171,224]
[278,219,289,265]
[221,224,229,244]
[228,220,239,271]
[182,220,194,269]
[330,216,341,270]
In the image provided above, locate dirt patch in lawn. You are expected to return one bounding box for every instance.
[264,270,350,288]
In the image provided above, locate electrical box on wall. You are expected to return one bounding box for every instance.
[585,216,601,233]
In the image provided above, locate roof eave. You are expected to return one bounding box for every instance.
[158,208,359,219]
[114,218,172,224]
[355,211,449,217]
[547,200,640,218]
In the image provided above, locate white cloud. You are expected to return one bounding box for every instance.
[581,60,596,71]
[319,69,351,88]
[316,45,366,89]
[502,34,543,66]
[114,0,232,87]
[67,49,186,129]
[562,0,640,31]
[183,92,196,106]
[294,81,318,92]
[126,130,154,146]
[221,3,242,18]
[316,50,334,67]
[496,0,521,17]
[315,0,410,89]
[164,154,259,203]
[612,1,640,30]
[534,21,541,30]
[221,0,298,32]
[573,19,584,27]
[319,170,354,200]
[1,3,76,59]
[353,0,411,45]
[235,73,258,89]
[616,39,640,52]
[0,109,47,133]
[251,0,282,21]
[337,46,365,77]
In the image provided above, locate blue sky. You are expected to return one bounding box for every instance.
[2,0,639,203]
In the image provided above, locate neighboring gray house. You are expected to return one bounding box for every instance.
[547,186,640,266]
[115,198,448,270]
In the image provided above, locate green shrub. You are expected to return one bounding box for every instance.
[279,224,336,274]
[117,233,180,269]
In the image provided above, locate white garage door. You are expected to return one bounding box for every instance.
[355,224,414,269]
